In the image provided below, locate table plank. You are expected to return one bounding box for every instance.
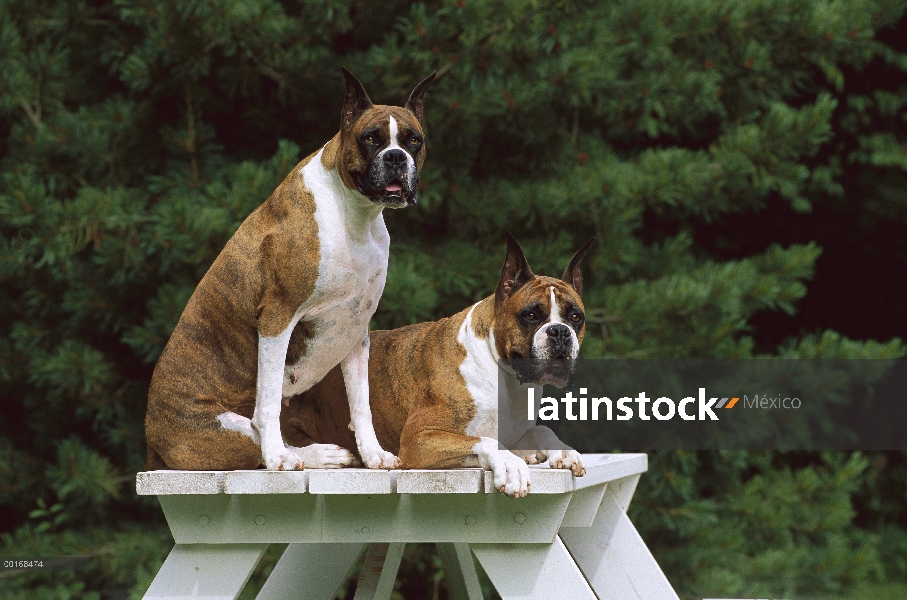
[309,469,392,494]
[135,454,647,496]
[137,471,224,495]
[397,469,483,493]
[224,470,307,494]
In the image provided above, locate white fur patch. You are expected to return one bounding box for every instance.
[459,304,500,439]
[548,286,562,323]
[217,411,260,444]
[387,116,401,150]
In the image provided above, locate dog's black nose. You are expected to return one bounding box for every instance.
[383,149,407,169]
[547,324,571,341]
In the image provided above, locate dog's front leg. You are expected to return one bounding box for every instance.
[252,326,303,470]
[473,438,532,498]
[342,332,400,469]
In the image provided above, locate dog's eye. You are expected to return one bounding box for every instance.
[521,311,538,322]
[409,136,421,145]
[363,135,376,144]
[569,312,583,324]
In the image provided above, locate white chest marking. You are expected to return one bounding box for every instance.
[458,305,537,445]
[279,147,390,396]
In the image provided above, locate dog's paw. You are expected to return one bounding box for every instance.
[490,451,531,498]
[511,449,548,465]
[549,449,585,477]
[291,444,356,469]
[359,446,400,469]
[262,447,305,471]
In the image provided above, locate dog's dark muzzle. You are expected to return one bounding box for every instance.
[508,324,578,387]
[510,357,576,389]
[355,150,418,207]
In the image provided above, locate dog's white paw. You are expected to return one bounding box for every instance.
[359,446,400,469]
[291,444,356,468]
[262,447,304,471]
[549,449,585,477]
[490,451,531,498]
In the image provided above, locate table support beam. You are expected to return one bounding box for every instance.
[560,489,679,600]
[143,543,268,600]
[256,543,365,600]
[436,542,483,600]
[470,537,596,600]
[352,542,406,600]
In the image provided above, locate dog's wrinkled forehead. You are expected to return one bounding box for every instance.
[350,106,423,140]
[510,278,582,320]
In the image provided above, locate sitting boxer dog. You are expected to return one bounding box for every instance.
[145,68,435,471]
[282,234,594,497]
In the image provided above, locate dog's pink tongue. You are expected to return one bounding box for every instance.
[385,182,402,193]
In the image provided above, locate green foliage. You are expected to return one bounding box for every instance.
[1,0,906,598]
[632,451,884,598]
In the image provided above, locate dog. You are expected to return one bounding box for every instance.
[282,234,594,496]
[145,68,435,471]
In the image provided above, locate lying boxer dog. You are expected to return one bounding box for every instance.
[282,234,594,497]
[146,68,435,471]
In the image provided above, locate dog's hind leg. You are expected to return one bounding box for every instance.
[146,402,267,471]
[146,445,167,470]
[280,365,363,468]
[214,411,357,469]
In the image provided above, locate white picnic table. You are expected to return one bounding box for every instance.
[136,453,678,599]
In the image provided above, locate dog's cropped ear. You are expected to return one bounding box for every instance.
[341,67,374,129]
[495,233,535,310]
[562,238,595,296]
[404,72,436,124]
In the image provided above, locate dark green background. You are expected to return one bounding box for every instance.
[1,1,906,598]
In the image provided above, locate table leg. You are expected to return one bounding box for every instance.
[256,543,365,600]
[352,542,406,600]
[143,543,268,600]
[560,487,679,600]
[609,473,641,511]
[470,537,596,599]
[436,542,483,600]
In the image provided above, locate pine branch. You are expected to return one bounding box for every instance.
[17,96,43,130]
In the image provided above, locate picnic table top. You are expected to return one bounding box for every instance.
[136,453,646,496]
